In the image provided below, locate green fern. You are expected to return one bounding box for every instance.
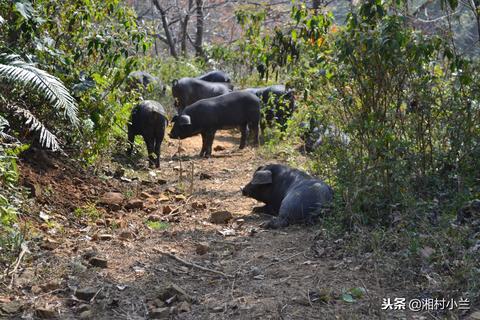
[0,54,78,150]
[0,115,17,143]
[0,54,79,125]
[8,105,60,151]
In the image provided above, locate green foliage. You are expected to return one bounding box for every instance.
[0,0,151,163]
[146,220,169,231]
[228,0,480,307]
[0,53,78,151]
[0,143,27,264]
[74,204,102,221]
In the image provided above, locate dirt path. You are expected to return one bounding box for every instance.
[2,131,413,319]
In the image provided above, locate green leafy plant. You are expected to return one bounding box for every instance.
[146,221,169,231]
[0,54,78,150]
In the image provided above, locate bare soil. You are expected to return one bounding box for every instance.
[1,131,422,319]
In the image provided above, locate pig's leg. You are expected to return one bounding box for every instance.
[144,137,155,167]
[154,138,161,168]
[250,120,259,147]
[204,130,216,157]
[127,126,135,156]
[200,132,207,157]
[239,124,247,149]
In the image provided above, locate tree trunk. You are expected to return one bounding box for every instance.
[152,0,178,58]
[181,0,194,56]
[194,0,204,57]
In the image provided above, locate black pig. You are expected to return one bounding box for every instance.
[169,91,261,157]
[245,85,295,130]
[127,71,165,94]
[127,100,167,168]
[197,70,232,85]
[172,78,231,112]
[242,164,333,229]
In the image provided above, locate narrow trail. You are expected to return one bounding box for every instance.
[7,131,411,320]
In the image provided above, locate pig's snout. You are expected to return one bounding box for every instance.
[241,184,250,196]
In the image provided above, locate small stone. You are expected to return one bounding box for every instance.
[140,192,152,199]
[174,194,186,201]
[195,242,209,255]
[35,307,56,319]
[41,280,61,291]
[125,199,143,210]
[75,287,98,301]
[211,306,224,313]
[199,172,212,180]
[89,257,108,268]
[151,307,170,319]
[191,202,207,210]
[420,246,435,259]
[147,214,162,222]
[71,261,88,273]
[178,301,191,313]
[209,211,233,224]
[113,167,125,179]
[40,238,59,251]
[119,230,135,240]
[98,192,124,209]
[158,284,192,303]
[97,234,113,241]
[250,266,261,276]
[213,145,225,151]
[31,285,42,294]
[77,304,90,313]
[163,205,173,215]
[79,310,92,319]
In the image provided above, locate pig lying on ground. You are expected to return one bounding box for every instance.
[242,164,333,229]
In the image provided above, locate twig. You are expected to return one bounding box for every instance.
[189,162,194,195]
[163,252,233,279]
[7,242,29,288]
[264,251,304,270]
[90,287,103,303]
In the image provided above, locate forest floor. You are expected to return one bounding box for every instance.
[1,131,434,319]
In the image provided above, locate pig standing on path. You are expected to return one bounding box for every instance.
[169,91,261,157]
[242,164,333,229]
[127,100,167,168]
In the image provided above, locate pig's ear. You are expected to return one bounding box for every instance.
[251,170,272,185]
[172,79,178,86]
[178,115,191,125]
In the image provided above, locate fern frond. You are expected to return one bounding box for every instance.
[0,115,17,143]
[0,54,79,126]
[9,105,60,151]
